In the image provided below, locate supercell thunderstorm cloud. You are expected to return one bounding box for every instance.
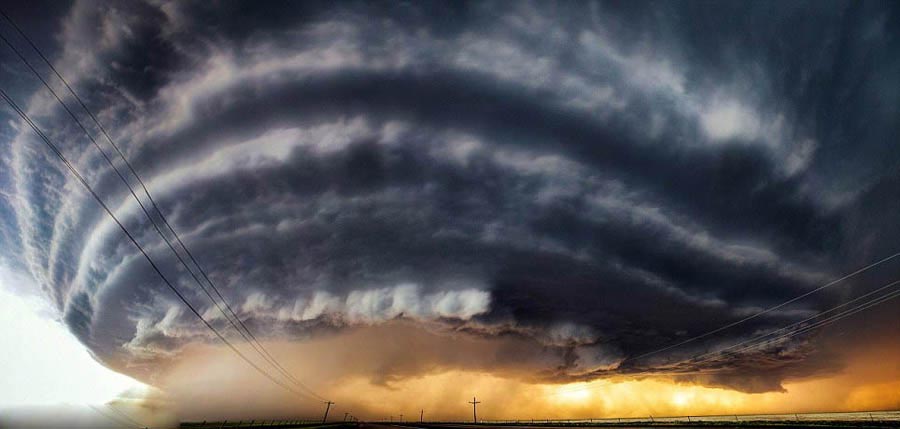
[1,0,900,418]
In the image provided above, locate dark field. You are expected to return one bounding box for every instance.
[182,411,900,428]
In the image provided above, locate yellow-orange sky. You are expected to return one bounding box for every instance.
[138,322,900,422]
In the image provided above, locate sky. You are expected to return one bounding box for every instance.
[0,269,166,427]
[0,276,143,407]
[0,0,899,424]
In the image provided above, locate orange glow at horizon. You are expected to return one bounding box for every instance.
[149,328,900,422]
[325,371,900,421]
[102,321,899,422]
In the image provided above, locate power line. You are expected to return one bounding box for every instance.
[3,5,894,410]
[322,401,335,423]
[686,278,900,365]
[88,404,140,429]
[552,251,900,398]
[554,251,900,395]
[624,250,900,365]
[105,404,146,429]
[553,274,900,395]
[0,87,317,402]
[468,396,481,423]
[0,9,326,402]
[628,281,900,379]
[557,279,900,393]
[693,281,900,364]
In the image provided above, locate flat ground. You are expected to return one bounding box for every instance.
[383,420,900,429]
[181,413,900,429]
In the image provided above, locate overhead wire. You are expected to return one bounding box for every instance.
[105,404,147,429]
[623,250,900,365]
[0,10,326,402]
[88,404,140,429]
[553,273,900,395]
[552,249,900,396]
[694,282,900,363]
[0,87,318,402]
[685,278,900,364]
[4,5,895,407]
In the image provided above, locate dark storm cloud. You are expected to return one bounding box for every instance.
[1,0,899,394]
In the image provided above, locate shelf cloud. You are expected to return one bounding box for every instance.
[1,0,899,410]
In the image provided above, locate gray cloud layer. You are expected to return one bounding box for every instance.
[1,0,899,393]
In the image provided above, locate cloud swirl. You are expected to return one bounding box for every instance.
[1,0,899,395]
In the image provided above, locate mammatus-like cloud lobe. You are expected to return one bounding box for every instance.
[0,0,899,400]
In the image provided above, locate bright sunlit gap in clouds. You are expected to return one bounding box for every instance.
[0,273,148,408]
[553,384,592,404]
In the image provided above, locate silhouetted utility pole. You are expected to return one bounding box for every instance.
[468,396,481,423]
[420,409,424,422]
[322,401,335,423]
